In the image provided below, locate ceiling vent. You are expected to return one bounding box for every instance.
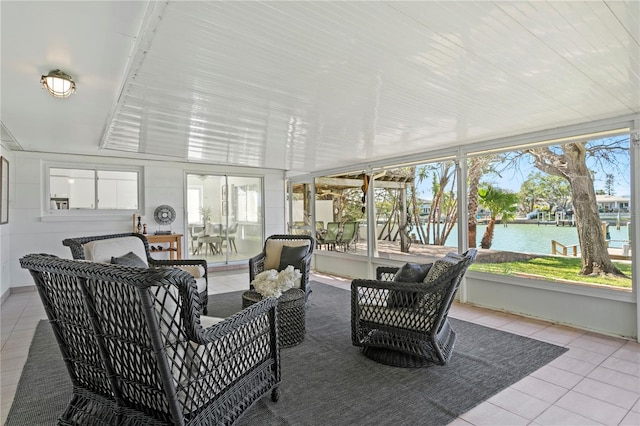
[1,122,23,151]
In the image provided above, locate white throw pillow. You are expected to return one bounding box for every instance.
[83,236,148,266]
[177,265,206,278]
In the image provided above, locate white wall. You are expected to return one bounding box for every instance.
[314,253,638,339]
[1,151,285,296]
[0,146,15,300]
[466,272,637,339]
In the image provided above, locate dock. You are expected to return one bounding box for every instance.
[551,239,631,261]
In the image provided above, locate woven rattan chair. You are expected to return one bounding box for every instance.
[351,249,477,367]
[20,253,281,425]
[63,232,210,314]
[249,234,314,303]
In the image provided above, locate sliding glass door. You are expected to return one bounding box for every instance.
[186,173,263,264]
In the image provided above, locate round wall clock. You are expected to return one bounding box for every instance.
[154,205,176,225]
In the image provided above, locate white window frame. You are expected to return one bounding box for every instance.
[43,162,144,219]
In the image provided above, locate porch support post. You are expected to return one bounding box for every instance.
[456,152,470,303]
[630,127,639,343]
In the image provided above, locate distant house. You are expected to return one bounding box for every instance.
[419,199,432,216]
[596,195,630,213]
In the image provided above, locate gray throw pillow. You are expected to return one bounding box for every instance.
[443,252,464,263]
[387,262,432,308]
[278,244,308,271]
[111,251,147,268]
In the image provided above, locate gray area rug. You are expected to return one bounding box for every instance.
[7,282,567,425]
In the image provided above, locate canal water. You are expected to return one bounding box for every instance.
[427,222,631,255]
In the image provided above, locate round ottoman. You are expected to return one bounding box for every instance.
[242,288,306,348]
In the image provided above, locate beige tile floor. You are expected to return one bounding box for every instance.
[2,270,639,425]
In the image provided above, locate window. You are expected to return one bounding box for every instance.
[466,134,632,291]
[306,129,633,293]
[47,166,141,211]
[313,173,368,256]
[383,161,458,260]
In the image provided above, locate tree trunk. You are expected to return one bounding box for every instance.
[480,217,496,249]
[425,186,443,244]
[410,187,427,244]
[467,157,484,248]
[570,175,621,275]
[527,143,624,276]
[438,177,458,245]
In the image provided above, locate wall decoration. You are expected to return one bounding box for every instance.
[1,156,8,224]
[153,204,176,235]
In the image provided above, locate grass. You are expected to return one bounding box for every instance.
[470,256,633,288]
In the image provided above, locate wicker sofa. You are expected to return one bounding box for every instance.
[20,253,281,425]
[63,232,210,314]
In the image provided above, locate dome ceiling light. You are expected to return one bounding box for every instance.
[40,69,76,98]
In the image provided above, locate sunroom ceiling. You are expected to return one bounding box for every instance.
[1,1,639,174]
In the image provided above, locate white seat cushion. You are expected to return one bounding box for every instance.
[179,265,207,294]
[200,315,225,328]
[83,236,148,266]
[193,277,207,294]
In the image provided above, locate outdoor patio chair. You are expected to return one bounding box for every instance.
[63,232,210,314]
[337,221,359,252]
[249,234,315,303]
[351,249,478,367]
[291,221,309,236]
[19,253,280,425]
[318,221,340,250]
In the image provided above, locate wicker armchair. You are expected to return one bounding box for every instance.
[249,234,315,303]
[63,233,209,315]
[20,253,280,425]
[351,249,477,367]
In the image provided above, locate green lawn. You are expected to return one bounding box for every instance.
[470,257,632,288]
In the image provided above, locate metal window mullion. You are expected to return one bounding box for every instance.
[94,169,99,210]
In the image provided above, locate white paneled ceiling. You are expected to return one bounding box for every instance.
[1,1,639,173]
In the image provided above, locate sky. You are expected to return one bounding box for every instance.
[415,137,631,201]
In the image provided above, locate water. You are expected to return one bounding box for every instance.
[422,222,631,254]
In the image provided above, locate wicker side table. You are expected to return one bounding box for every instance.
[242,288,306,348]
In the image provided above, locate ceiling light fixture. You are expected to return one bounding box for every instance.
[40,69,76,98]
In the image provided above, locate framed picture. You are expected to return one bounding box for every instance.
[1,156,8,224]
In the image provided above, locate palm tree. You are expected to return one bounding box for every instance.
[478,185,519,249]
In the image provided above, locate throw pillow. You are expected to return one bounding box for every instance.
[111,251,147,268]
[443,252,464,263]
[423,256,461,284]
[177,265,205,278]
[418,257,462,311]
[387,262,432,308]
[264,239,310,270]
[278,244,309,271]
[393,262,432,282]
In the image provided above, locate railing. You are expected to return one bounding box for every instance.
[551,240,580,256]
